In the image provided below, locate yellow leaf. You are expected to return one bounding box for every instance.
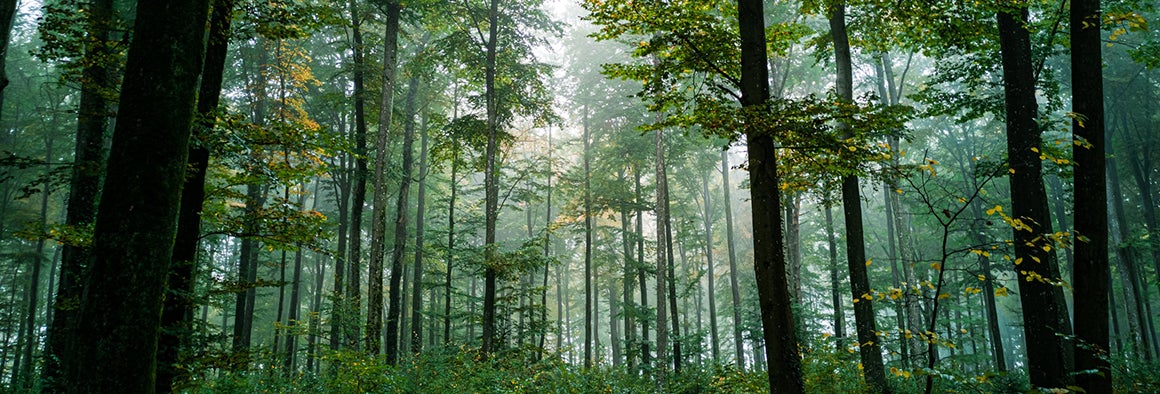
[865,259,872,266]
[930,262,942,271]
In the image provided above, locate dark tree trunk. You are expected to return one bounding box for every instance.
[636,168,651,368]
[584,106,594,368]
[825,204,844,349]
[0,0,17,100]
[480,0,501,356]
[721,150,745,368]
[412,96,430,354]
[156,0,234,390]
[43,0,115,390]
[663,177,681,373]
[831,4,888,392]
[63,0,209,391]
[370,0,401,358]
[701,169,720,363]
[389,76,418,361]
[654,125,670,386]
[346,1,370,353]
[1070,0,1110,390]
[739,0,803,390]
[444,154,458,345]
[997,7,1073,388]
[619,168,636,369]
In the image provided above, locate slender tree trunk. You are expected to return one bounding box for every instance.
[701,169,720,363]
[636,168,651,368]
[540,126,553,359]
[739,0,802,389]
[825,204,844,349]
[664,179,682,373]
[444,155,458,345]
[584,106,594,368]
[831,4,888,392]
[63,0,209,390]
[1108,145,1150,360]
[155,0,234,390]
[619,168,637,369]
[721,151,745,368]
[480,0,501,356]
[369,0,402,358]
[385,76,418,363]
[412,100,430,354]
[997,7,1073,388]
[654,124,670,387]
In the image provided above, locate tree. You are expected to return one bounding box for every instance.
[1070,1,1110,391]
[996,5,1073,389]
[830,3,888,392]
[41,0,117,389]
[739,0,803,391]
[62,0,210,391]
[370,0,402,359]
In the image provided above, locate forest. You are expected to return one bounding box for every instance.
[0,0,1156,392]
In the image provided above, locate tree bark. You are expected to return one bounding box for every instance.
[997,7,1073,388]
[63,0,209,391]
[701,169,720,363]
[831,4,888,392]
[584,106,594,368]
[1070,0,1110,390]
[386,75,418,363]
[480,0,501,356]
[721,150,745,368]
[654,125,670,387]
[739,0,803,390]
[412,94,430,353]
[43,0,115,389]
[369,0,402,357]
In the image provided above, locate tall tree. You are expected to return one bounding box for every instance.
[480,0,501,355]
[388,76,420,361]
[997,6,1073,388]
[738,0,802,390]
[721,150,745,367]
[62,0,210,391]
[370,0,402,358]
[156,0,236,390]
[830,2,887,392]
[1070,0,1110,383]
[412,88,430,353]
[583,106,594,368]
[42,0,116,389]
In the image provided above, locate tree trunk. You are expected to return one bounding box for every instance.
[63,0,209,390]
[831,4,888,392]
[155,0,234,390]
[825,204,844,349]
[997,7,1073,388]
[636,168,651,368]
[584,106,594,368]
[1070,0,1110,390]
[369,0,402,358]
[480,0,501,356]
[1108,143,1149,360]
[664,178,682,373]
[619,168,637,369]
[0,0,17,101]
[43,0,115,389]
[412,98,430,354]
[701,169,720,363]
[654,124,670,387]
[386,75,418,363]
[739,0,802,390]
[721,150,745,368]
[444,154,458,345]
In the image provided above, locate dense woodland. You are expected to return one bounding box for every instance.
[0,0,1156,392]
